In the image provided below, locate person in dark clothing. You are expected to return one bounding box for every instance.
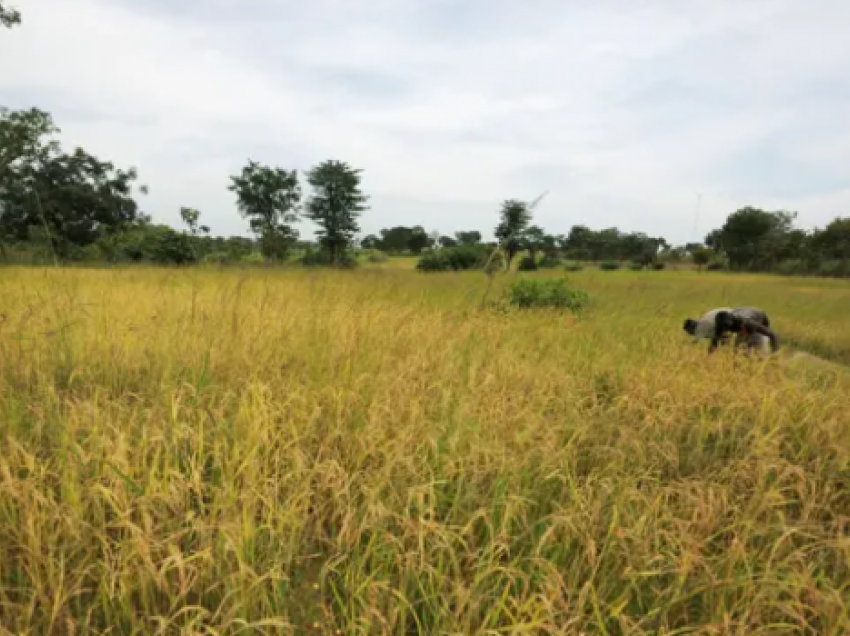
[683,306,779,355]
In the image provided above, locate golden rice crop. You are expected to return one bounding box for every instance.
[1,264,850,634]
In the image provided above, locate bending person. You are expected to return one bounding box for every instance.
[684,306,779,354]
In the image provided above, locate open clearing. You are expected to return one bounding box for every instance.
[2,265,850,634]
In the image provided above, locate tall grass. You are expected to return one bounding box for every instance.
[1,266,850,634]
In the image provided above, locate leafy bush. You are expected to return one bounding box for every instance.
[416,245,489,272]
[629,262,644,271]
[203,251,232,266]
[366,249,389,263]
[538,254,562,269]
[150,230,197,265]
[240,251,266,264]
[507,278,590,313]
[600,261,621,271]
[706,262,725,271]
[518,256,538,271]
[300,250,358,269]
[564,262,583,272]
[652,262,666,270]
[416,250,451,272]
[815,260,850,278]
[774,259,807,276]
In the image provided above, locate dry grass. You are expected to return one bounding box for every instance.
[2,264,850,634]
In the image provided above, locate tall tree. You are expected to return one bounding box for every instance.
[810,218,850,269]
[179,206,209,261]
[494,199,531,269]
[407,226,432,255]
[0,107,147,259]
[378,226,416,253]
[360,234,380,250]
[521,225,547,259]
[228,160,301,261]
[704,230,723,255]
[455,230,481,246]
[716,206,796,270]
[0,2,21,28]
[692,247,712,272]
[180,206,209,236]
[304,159,369,263]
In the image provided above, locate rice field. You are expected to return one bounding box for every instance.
[1,263,850,634]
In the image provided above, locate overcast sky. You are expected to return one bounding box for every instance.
[2,0,849,244]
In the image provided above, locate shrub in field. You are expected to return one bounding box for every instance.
[366,249,389,263]
[652,261,666,270]
[300,249,358,269]
[538,254,562,269]
[518,255,538,271]
[507,278,590,312]
[416,245,489,272]
[416,250,451,272]
[816,260,850,278]
[630,262,645,271]
[600,261,621,271]
[774,259,808,276]
[203,251,232,266]
[707,262,725,271]
[448,245,489,270]
[240,251,266,264]
[564,262,583,272]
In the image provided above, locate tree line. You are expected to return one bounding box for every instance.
[2,6,849,275]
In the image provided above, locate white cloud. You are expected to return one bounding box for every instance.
[1,0,849,243]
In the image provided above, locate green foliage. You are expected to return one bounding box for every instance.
[300,248,358,269]
[360,234,380,250]
[629,262,645,271]
[494,199,532,269]
[240,251,266,265]
[518,255,538,271]
[707,262,725,271]
[305,160,369,264]
[228,160,301,261]
[180,207,209,237]
[203,251,233,266]
[651,261,666,271]
[455,230,482,246]
[520,225,547,258]
[564,262,583,272]
[407,227,433,254]
[562,225,666,263]
[0,1,21,28]
[366,249,388,263]
[7,100,850,282]
[0,107,147,260]
[691,247,713,270]
[415,251,450,272]
[507,278,590,312]
[494,200,531,243]
[716,206,797,270]
[150,228,197,265]
[538,254,562,269]
[373,225,434,254]
[416,245,489,272]
[810,217,850,261]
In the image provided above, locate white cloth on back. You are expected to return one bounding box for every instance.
[692,307,733,339]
